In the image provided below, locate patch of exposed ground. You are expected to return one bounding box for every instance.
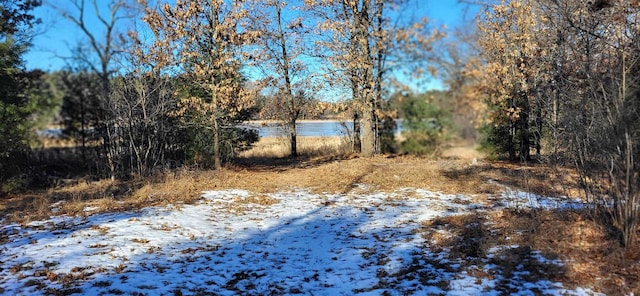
[419,209,640,295]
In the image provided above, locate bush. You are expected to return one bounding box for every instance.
[398,93,452,155]
[1,174,29,196]
[379,115,398,154]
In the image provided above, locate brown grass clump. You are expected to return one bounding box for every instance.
[420,209,640,295]
[234,194,278,206]
[239,136,350,158]
[31,196,52,221]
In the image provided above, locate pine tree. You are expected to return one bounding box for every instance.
[0,0,41,188]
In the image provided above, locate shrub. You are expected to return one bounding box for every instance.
[399,93,452,155]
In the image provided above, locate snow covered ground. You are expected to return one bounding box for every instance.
[1,185,599,295]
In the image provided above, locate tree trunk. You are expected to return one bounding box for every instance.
[275,1,297,158]
[80,93,87,164]
[353,112,361,153]
[213,118,221,170]
[520,93,531,161]
[374,0,385,154]
[290,119,298,157]
[361,103,375,157]
[509,123,516,161]
[535,103,542,156]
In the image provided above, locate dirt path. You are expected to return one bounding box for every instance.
[440,145,484,161]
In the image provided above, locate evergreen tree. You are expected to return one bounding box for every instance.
[399,92,451,156]
[0,0,41,189]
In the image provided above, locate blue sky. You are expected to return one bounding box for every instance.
[24,0,479,94]
[24,1,478,71]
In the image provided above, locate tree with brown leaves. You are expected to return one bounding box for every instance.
[306,0,440,156]
[478,0,548,161]
[478,0,640,247]
[142,0,259,169]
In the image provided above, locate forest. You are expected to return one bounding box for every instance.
[1,0,639,295]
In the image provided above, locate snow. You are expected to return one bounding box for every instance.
[0,186,602,295]
[499,188,586,210]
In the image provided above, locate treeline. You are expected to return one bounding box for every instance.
[1,0,439,190]
[475,0,640,247]
[8,68,346,182]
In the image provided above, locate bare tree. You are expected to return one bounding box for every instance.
[557,0,640,247]
[111,26,180,176]
[431,25,485,143]
[53,0,136,179]
[247,0,312,157]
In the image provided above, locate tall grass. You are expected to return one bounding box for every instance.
[238,136,352,158]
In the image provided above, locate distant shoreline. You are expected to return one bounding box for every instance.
[246,119,350,125]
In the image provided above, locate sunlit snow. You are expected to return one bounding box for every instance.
[0,186,600,295]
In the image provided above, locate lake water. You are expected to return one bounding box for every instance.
[245,120,403,138]
[243,121,354,137]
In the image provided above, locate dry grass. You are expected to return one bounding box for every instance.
[35,134,104,149]
[31,196,52,220]
[442,160,584,200]
[238,136,351,158]
[0,144,572,225]
[36,137,79,149]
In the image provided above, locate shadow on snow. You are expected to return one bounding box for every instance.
[0,189,573,295]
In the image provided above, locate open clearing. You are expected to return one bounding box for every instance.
[0,185,593,295]
[1,152,639,295]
